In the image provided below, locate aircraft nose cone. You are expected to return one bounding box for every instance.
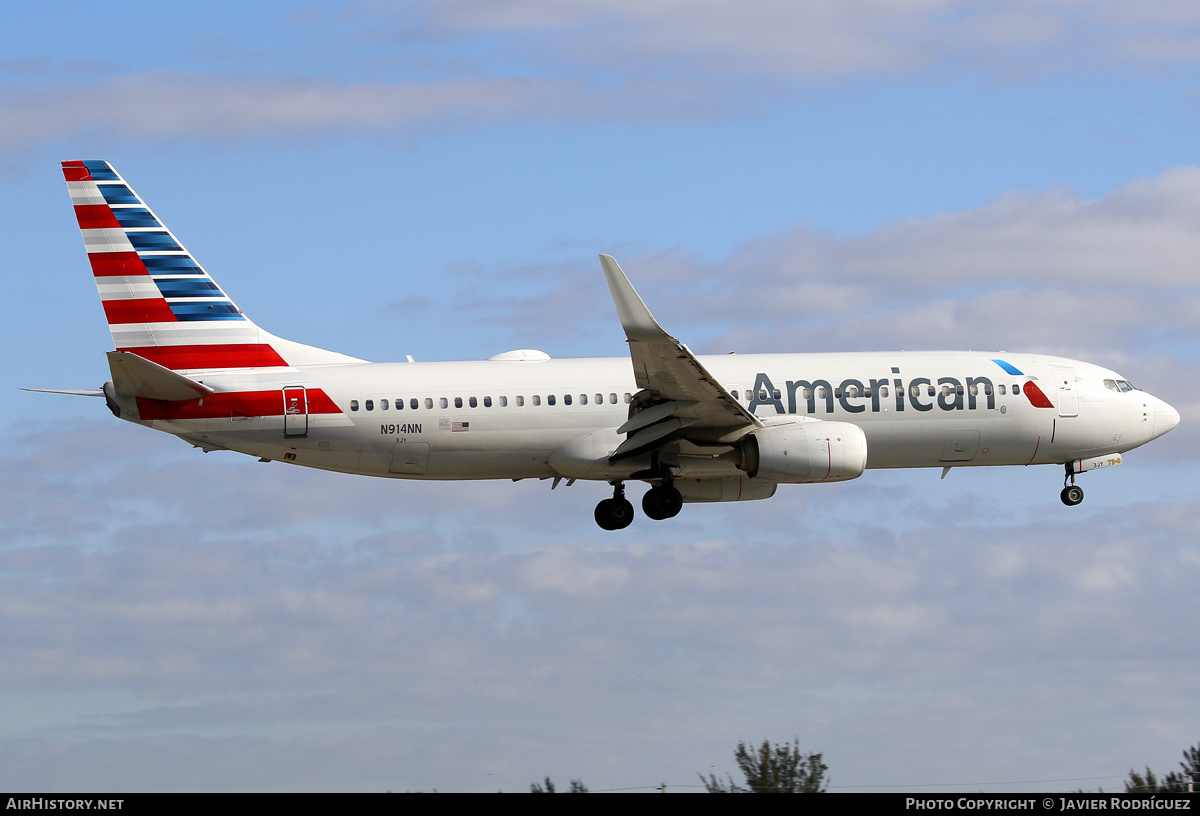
[1152,397,1180,440]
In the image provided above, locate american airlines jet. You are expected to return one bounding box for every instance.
[44,160,1180,530]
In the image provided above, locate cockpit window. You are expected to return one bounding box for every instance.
[1104,379,1119,392]
[1116,379,1134,392]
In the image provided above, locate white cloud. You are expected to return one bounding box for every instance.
[4,2,1196,157]
[0,71,744,157]
[0,73,573,154]
[728,168,1200,294]
[480,167,1200,366]
[2,429,1197,790]
[386,0,1200,80]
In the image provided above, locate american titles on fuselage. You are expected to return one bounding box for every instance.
[751,370,1021,415]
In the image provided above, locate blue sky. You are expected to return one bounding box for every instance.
[3,0,1200,792]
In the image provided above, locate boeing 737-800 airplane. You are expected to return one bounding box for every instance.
[46,160,1180,530]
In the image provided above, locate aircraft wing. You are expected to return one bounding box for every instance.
[600,254,761,459]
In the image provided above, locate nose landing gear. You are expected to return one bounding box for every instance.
[1060,464,1084,506]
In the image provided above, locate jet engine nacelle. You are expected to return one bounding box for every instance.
[736,420,868,484]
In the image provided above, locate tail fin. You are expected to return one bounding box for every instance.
[62,160,362,371]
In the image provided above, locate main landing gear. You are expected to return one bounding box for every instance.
[594,480,684,529]
[595,482,635,531]
[1060,464,1084,507]
[642,482,683,521]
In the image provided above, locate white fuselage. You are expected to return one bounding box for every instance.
[125,350,1177,483]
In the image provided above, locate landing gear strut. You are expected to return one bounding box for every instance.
[595,482,635,530]
[642,482,683,521]
[1060,464,1084,506]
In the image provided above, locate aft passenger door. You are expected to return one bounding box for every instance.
[283,386,308,437]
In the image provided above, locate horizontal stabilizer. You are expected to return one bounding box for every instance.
[107,350,215,401]
[21,387,104,396]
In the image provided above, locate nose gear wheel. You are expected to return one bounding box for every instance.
[1060,464,1084,506]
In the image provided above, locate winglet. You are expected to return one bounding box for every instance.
[600,254,670,341]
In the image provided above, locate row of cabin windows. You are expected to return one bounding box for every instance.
[733,382,1020,402]
[349,392,634,412]
[353,380,1030,413]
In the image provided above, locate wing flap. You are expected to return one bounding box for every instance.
[612,415,699,459]
[616,399,697,436]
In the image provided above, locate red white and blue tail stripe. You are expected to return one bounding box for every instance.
[63,160,359,372]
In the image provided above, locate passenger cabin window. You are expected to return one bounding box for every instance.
[454,397,463,408]
[484,396,492,407]
[499,396,507,407]
[412,398,420,409]
[350,400,359,411]
[365,400,374,411]
[424,398,432,409]
[439,397,448,409]
[624,393,632,403]
[731,389,740,400]
[469,396,477,408]
[564,394,572,405]
[381,399,389,410]
[532,395,541,406]
[999,385,1007,395]
[610,393,618,404]
[548,394,557,406]
[516,396,524,407]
